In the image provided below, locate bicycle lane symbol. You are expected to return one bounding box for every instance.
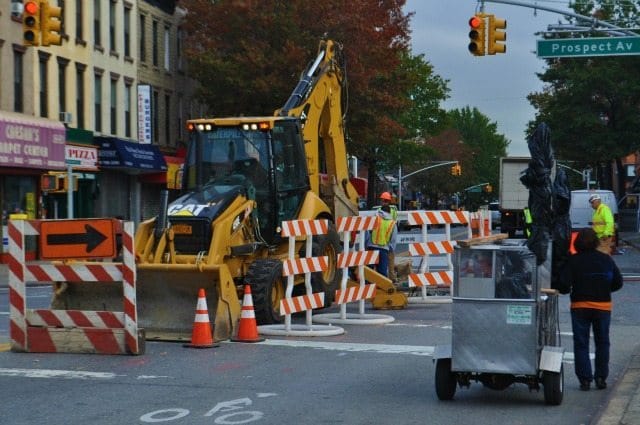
[140,394,277,423]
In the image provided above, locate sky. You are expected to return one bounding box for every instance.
[404,0,574,156]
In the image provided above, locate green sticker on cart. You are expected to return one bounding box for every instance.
[506,305,532,325]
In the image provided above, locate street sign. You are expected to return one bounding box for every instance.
[39,219,117,259]
[537,36,640,58]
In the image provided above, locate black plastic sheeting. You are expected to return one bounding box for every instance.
[518,123,571,288]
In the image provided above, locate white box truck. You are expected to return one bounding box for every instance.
[499,157,531,237]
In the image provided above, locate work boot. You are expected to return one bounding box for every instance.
[579,379,591,391]
[595,377,607,390]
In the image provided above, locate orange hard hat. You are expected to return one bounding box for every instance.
[380,192,392,201]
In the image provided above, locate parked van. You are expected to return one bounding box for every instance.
[570,189,618,230]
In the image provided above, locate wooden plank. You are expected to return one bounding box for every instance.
[457,233,509,247]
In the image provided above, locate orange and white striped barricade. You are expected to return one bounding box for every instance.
[470,209,490,238]
[406,210,470,304]
[8,219,143,355]
[258,219,344,337]
[314,215,394,325]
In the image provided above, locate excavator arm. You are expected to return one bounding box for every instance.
[276,39,359,218]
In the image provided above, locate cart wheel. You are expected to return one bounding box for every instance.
[435,358,457,401]
[543,365,564,406]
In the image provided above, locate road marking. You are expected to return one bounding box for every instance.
[254,339,435,356]
[0,368,120,379]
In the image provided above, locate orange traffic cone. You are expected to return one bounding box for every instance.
[232,285,264,343]
[184,288,218,348]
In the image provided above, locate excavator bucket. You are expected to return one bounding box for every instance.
[51,264,241,342]
[363,266,408,310]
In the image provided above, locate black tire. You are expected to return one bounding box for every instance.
[543,366,564,406]
[310,223,342,306]
[435,358,457,401]
[245,259,285,325]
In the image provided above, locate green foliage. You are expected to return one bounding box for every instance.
[528,0,640,170]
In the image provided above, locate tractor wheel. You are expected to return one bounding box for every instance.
[246,259,285,325]
[543,366,564,406]
[310,222,342,306]
[435,358,457,401]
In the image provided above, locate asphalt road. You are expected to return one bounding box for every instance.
[1,235,639,424]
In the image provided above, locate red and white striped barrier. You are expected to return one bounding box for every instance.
[314,214,394,325]
[8,219,141,355]
[258,219,343,337]
[406,210,471,304]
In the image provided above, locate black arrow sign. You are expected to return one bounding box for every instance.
[46,224,108,253]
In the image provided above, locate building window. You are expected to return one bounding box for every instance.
[94,0,101,47]
[152,20,158,66]
[139,14,146,62]
[75,0,83,40]
[13,50,24,113]
[164,26,170,71]
[94,73,102,132]
[124,82,132,137]
[58,58,69,117]
[164,93,170,145]
[153,89,159,143]
[110,77,117,135]
[76,64,85,128]
[124,6,131,57]
[177,28,183,71]
[109,1,116,52]
[39,55,48,118]
[177,95,183,143]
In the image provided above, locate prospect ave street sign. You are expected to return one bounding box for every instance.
[537,36,640,58]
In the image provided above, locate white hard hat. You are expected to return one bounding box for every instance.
[588,194,601,203]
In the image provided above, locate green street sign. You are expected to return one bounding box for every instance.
[537,36,640,58]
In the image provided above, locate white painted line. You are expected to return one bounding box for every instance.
[250,339,591,363]
[254,339,435,356]
[0,368,119,380]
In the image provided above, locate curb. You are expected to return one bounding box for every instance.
[593,352,640,425]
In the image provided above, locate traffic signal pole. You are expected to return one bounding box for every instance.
[479,0,636,36]
[398,160,459,211]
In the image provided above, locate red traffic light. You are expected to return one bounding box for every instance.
[24,1,39,15]
[469,16,482,29]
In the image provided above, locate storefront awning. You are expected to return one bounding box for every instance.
[96,137,167,174]
[0,111,66,170]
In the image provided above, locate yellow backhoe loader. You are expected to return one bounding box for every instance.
[52,38,406,342]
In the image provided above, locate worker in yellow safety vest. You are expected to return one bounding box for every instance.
[368,192,397,277]
[523,207,532,238]
[589,194,615,255]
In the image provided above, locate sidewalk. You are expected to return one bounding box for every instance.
[593,232,640,425]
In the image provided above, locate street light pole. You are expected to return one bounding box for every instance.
[398,160,458,210]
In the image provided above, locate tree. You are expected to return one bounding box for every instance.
[181,0,413,165]
[527,0,640,191]
[447,107,509,200]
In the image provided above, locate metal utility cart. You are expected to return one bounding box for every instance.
[433,238,564,405]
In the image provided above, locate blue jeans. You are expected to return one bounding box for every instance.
[370,247,389,277]
[571,308,611,382]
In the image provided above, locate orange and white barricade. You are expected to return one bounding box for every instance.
[8,219,142,355]
[406,210,470,304]
[258,219,344,337]
[470,209,491,238]
[314,215,394,325]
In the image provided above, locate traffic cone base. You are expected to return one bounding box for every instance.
[232,284,264,343]
[184,288,218,349]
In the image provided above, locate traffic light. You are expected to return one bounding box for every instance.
[40,1,63,46]
[22,1,40,46]
[40,174,59,191]
[468,14,485,56]
[485,184,493,193]
[450,164,462,176]
[487,14,507,55]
